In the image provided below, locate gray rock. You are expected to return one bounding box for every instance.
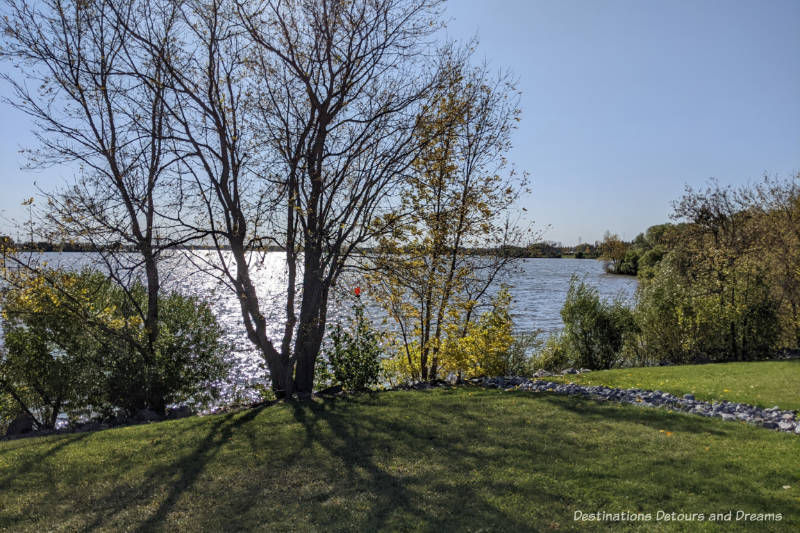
[563,367,578,374]
[166,405,194,419]
[475,375,797,437]
[134,409,163,423]
[6,414,35,436]
[76,421,109,433]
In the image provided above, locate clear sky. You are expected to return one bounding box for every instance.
[443,0,800,244]
[0,0,798,244]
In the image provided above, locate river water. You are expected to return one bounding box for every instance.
[4,253,637,403]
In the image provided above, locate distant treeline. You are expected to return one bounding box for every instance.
[0,236,602,259]
[0,238,285,253]
[470,242,601,258]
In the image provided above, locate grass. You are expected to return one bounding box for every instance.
[548,360,800,412]
[1,388,798,532]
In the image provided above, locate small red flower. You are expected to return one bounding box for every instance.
[354,286,361,297]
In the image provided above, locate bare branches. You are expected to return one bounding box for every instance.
[0,0,199,373]
[1,0,473,398]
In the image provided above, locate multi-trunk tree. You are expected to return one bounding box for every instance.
[239,0,445,396]
[115,0,444,398]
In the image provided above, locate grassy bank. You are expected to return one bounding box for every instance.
[549,360,800,412]
[1,388,798,532]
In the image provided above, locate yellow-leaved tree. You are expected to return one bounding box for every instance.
[370,50,529,383]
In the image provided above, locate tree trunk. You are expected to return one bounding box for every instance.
[294,326,324,399]
[292,249,325,398]
[141,245,163,410]
[228,239,290,397]
[142,247,160,352]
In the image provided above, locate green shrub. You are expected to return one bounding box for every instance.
[1,270,109,428]
[532,332,571,371]
[0,268,229,426]
[101,287,229,415]
[313,352,336,391]
[560,276,636,370]
[634,259,780,364]
[499,332,543,376]
[616,248,639,276]
[325,298,382,391]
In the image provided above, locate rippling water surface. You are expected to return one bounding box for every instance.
[6,252,637,403]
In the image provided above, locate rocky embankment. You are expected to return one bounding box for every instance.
[7,368,798,439]
[466,374,799,436]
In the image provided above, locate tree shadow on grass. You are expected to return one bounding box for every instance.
[0,432,94,529]
[63,407,265,532]
[536,393,731,436]
[273,393,798,531]
[0,432,92,492]
[130,407,264,533]
[533,393,798,516]
[4,390,798,532]
[277,396,543,532]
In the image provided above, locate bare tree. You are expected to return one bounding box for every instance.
[110,0,290,395]
[237,0,446,396]
[113,0,443,398]
[0,0,192,413]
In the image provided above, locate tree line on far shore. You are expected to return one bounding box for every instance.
[0,236,600,259]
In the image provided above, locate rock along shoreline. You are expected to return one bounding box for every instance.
[6,371,799,440]
[460,375,800,436]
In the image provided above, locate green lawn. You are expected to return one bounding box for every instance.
[1,389,798,532]
[549,360,800,412]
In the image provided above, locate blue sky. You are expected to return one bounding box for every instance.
[444,0,800,244]
[0,0,798,244]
